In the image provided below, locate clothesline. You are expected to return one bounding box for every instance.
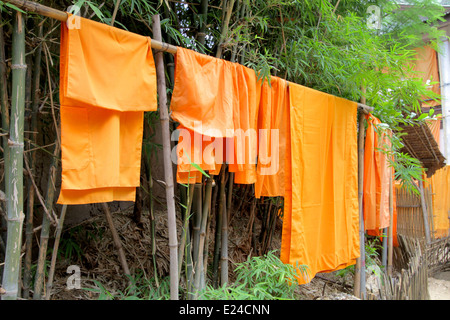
[3,0,374,115]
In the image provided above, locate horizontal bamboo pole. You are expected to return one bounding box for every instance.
[2,0,178,54]
[357,102,374,114]
[3,0,377,113]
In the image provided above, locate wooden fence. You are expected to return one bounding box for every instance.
[396,185,436,242]
[366,185,449,300]
[368,235,430,300]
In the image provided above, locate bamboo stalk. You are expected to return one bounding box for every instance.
[354,109,366,299]
[0,10,10,268]
[152,14,179,300]
[212,167,225,288]
[387,169,394,276]
[192,183,202,278]
[142,127,159,286]
[193,176,213,299]
[418,180,431,244]
[216,0,236,58]
[101,202,131,277]
[45,204,67,300]
[178,184,194,279]
[23,21,43,299]
[220,170,228,286]
[33,141,60,300]
[197,0,209,51]
[110,0,121,25]
[2,0,178,54]
[1,12,26,301]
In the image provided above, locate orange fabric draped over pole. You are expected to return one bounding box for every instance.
[171,47,265,186]
[280,83,360,284]
[254,77,289,198]
[363,114,392,231]
[57,16,157,204]
[170,46,362,285]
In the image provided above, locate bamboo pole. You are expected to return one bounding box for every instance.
[197,0,209,51]
[110,0,122,25]
[2,0,178,54]
[178,184,194,278]
[193,176,213,298]
[45,204,67,300]
[0,10,10,267]
[216,0,236,58]
[1,11,26,301]
[101,202,130,277]
[212,167,225,288]
[23,21,43,299]
[192,184,202,278]
[387,169,394,276]
[354,102,367,299]
[220,170,229,286]
[33,141,60,300]
[418,180,431,245]
[152,14,179,300]
[2,0,378,114]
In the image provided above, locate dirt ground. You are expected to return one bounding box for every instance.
[48,206,449,300]
[428,270,450,300]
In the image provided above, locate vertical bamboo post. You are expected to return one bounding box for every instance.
[101,203,130,276]
[381,227,388,269]
[0,10,9,197]
[212,167,225,288]
[192,184,202,276]
[33,141,59,300]
[23,21,44,299]
[178,184,194,279]
[193,176,213,298]
[197,0,209,52]
[1,12,26,300]
[45,204,67,300]
[220,171,229,286]
[0,10,10,269]
[216,0,235,58]
[354,109,366,299]
[387,169,394,276]
[418,180,431,245]
[152,14,179,300]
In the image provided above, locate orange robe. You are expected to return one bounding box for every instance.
[281,83,360,284]
[57,16,157,204]
[254,76,289,198]
[170,47,260,184]
[363,114,392,232]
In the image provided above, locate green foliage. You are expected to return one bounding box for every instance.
[336,238,382,278]
[197,250,308,300]
[84,271,171,300]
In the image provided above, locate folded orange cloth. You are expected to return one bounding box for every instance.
[363,114,392,231]
[57,16,157,204]
[281,82,360,284]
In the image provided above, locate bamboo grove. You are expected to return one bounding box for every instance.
[0,0,447,300]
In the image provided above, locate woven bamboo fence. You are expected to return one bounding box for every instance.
[426,237,450,276]
[396,185,435,242]
[366,185,450,300]
[368,235,430,300]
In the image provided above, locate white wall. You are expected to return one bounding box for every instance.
[437,38,450,163]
